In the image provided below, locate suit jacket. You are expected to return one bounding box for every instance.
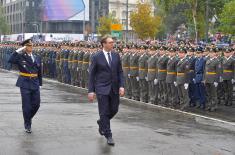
[88,51,124,95]
[8,51,42,90]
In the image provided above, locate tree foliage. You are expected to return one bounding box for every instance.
[155,0,233,41]
[97,15,120,37]
[218,0,235,34]
[130,2,162,40]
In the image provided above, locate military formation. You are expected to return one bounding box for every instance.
[0,41,234,112]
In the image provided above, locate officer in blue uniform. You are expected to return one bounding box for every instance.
[8,39,42,133]
[193,47,206,109]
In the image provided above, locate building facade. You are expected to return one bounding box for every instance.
[109,0,155,41]
[1,0,155,41]
[1,0,100,35]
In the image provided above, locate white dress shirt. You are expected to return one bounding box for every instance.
[28,53,34,62]
[103,49,112,65]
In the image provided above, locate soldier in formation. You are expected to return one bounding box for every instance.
[0,41,234,112]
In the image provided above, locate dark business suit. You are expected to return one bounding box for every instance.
[8,51,42,130]
[88,50,124,138]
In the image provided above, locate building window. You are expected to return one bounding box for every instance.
[122,11,126,19]
[122,19,126,25]
[26,1,29,7]
[111,10,116,17]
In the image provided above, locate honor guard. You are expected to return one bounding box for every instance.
[8,39,42,133]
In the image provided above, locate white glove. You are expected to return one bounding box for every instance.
[128,74,131,78]
[219,76,223,82]
[154,79,158,85]
[77,67,79,71]
[184,83,189,90]
[136,76,139,81]
[174,81,177,87]
[16,46,26,53]
[232,79,235,84]
[214,82,218,87]
[193,78,196,84]
[145,76,148,81]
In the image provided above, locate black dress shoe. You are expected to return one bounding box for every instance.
[200,105,205,110]
[206,107,211,111]
[25,128,32,133]
[97,120,104,136]
[107,137,115,146]
[189,103,196,107]
[210,107,216,112]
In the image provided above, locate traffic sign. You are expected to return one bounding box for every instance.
[111,24,122,31]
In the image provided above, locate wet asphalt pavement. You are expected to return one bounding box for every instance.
[0,70,235,155]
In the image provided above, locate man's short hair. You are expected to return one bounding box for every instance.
[100,34,113,47]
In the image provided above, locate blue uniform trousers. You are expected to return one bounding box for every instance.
[195,83,206,107]
[189,83,197,105]
[20,88,40,129]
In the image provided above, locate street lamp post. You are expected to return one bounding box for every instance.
[83,7,86,41]
[126,0,128,42]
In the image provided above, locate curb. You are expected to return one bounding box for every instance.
[2,69,235,131]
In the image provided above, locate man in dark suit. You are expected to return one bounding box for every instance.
[88,35,124,146]
[8,39,42,133]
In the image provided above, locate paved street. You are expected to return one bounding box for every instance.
[0,69,235,155]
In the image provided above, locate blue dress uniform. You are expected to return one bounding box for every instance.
[194,52,206,109]
[8,39,42,133]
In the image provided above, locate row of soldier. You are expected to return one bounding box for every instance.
[0,42,234,112]
[122,45,234,111]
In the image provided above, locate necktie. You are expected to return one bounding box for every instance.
[30,54,34,62]
[107,52,112,67]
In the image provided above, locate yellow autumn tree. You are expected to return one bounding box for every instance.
[97,15,120,37]
[130,3,162,40]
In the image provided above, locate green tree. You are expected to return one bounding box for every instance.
[97,15,120,37]
[218,0,235,34]
[0,6,10,34]
[156,0,232,42]
[130,2,162,40]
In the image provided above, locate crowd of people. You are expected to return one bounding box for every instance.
[0,41,234,112]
